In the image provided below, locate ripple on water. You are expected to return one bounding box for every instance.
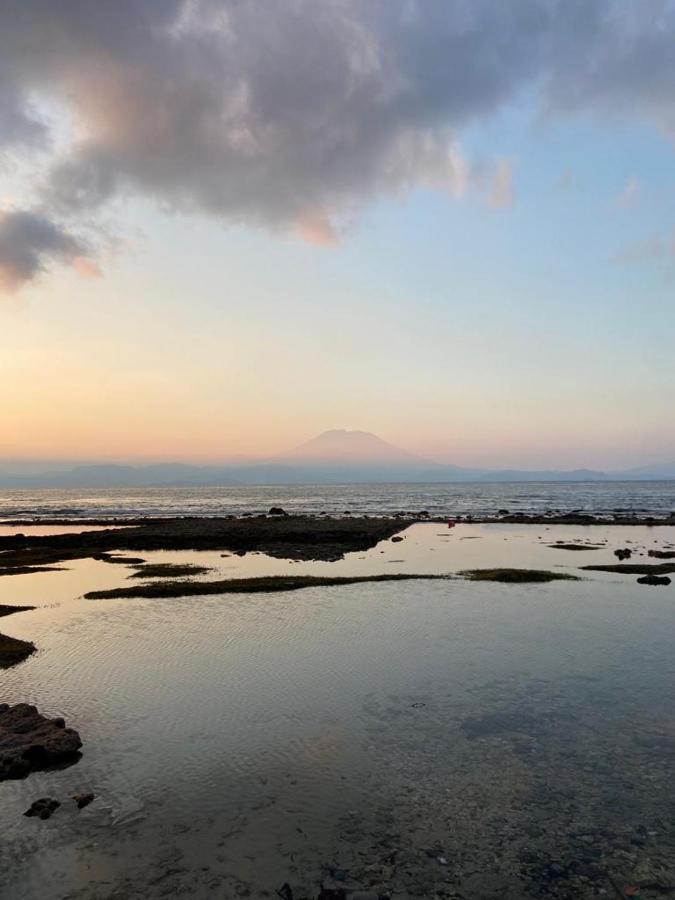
[1,526,675,898]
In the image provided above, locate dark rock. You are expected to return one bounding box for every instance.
[24,797,60,820]
[0,703,82,781]
[73,792,95,809]
[498,509,510,515]
[268,507,288,516]
[0,632,36,668]
[614,548,632,560]
[648,549,675,559]
[390,536,404,543]
[637,574,671,585]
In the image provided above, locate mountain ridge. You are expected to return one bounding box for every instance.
[0,429,673,486]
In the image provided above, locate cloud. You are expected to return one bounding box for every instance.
[556,167,575,191]
[614,232,675,265]
[73,256,103,278]
[0,209,87,292]
[297,214,340,248]
[487,161,515,210]
[2,1,675,288]
[616,177,641,209]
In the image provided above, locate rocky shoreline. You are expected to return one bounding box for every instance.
[0,515,410,571]
[0,703,82,781]
[1,511,674,575]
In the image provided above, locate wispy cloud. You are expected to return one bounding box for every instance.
[616,177,641,209]
[487,161,515,210]
[555,167,575,191]
[614,232,675,265]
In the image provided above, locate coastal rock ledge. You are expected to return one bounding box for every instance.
[0,703,82,781]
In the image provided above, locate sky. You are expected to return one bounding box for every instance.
[1,0,674,471]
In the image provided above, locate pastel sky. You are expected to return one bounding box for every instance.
[1,1,674,470]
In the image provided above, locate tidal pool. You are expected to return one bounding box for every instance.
[1,524,675,899]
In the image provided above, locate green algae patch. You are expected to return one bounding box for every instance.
[85,572,451,600]
[582,562,675,575]
[0,604,35,618]
[129,563,212,579]
[0,633,36,668]
[546,543,603,551]
[460,568,579,583]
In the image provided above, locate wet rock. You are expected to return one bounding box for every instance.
[73,792,95,809]
[637,574,671,585]
[614,548,632,560]
[24,797,60,820]
[390,536,404,543]
[0,703,82,781]
[648,549,675,559]
[0,632,36,668]
[268,507,288,516]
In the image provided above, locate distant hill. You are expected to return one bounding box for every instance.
[283,429,433,465]
[0,430,673,486]
[617,462,675,480]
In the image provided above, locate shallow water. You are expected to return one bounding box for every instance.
[1,524,675,898]
[0,525,131,537]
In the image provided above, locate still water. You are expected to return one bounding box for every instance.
[1,524,675,898]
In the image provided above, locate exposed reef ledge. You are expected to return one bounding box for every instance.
[0,515,409,571]
[85,572,451,600]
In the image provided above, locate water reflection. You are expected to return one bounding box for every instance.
[1,524,675,898]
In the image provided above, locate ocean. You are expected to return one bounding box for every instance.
[1,480,674,519]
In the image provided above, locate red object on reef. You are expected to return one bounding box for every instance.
[447,519,455,528]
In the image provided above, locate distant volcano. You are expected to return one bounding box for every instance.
[281,429,434,465]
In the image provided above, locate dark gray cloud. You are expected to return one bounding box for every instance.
[0,210,86,291]
[1,0,675,289]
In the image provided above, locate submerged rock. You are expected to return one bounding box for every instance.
[73,791,95,809]
[24,797,60,820]
[0,703,82,781]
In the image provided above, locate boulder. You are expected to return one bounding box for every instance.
[268,507,288,516]
[0,703,82,781]
[637,574,672,586]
